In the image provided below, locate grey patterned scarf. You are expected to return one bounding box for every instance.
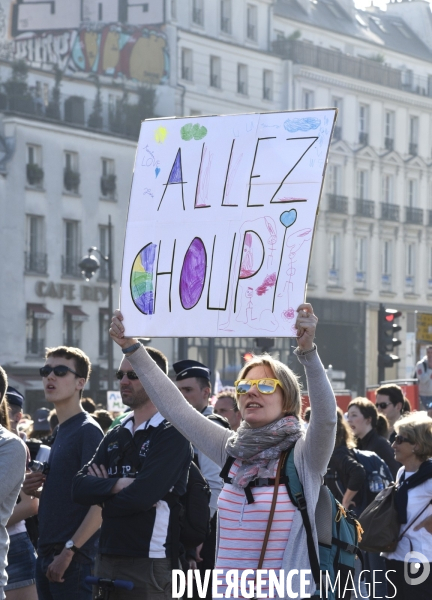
[225,415,303,488]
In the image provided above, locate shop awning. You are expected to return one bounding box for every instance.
[64,306,89,322]
[27,303,54,320]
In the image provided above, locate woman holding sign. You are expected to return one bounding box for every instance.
[109,303,337,599]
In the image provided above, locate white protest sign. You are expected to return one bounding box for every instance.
[107,391,126,412]
[121,109,336,337]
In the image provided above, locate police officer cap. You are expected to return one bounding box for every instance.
[6,386,24,408]
[173,360,210,381]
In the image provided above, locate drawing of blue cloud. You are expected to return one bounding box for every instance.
[284,117,321,132]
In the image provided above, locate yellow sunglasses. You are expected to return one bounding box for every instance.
[234,378,282,394]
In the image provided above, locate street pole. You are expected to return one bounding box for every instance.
[107,215,114,391]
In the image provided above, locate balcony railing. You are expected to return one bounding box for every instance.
[405,206,423,225]
[64,168,80,193]
[328,268,340,285]
[328,194,348,214]
[24,252,47,274]
[384,137,394,151]
[26,338,45,356]
[272,39,403,90]
[381,203,399,222]
[409,142,418,156]
[62,255,82,278]
[405,275,415,289]
[355,198,374,218]
[428,210,432,226]
[0,87,155,141]
[100,174,116,198]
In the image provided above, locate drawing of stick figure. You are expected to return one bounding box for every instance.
[264,217,277,268]
[245,286,254,323]
[279,228,312,321]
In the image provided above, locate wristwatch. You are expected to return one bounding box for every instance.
[65,540,79,553]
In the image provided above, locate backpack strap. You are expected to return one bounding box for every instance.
[284,447,321,586]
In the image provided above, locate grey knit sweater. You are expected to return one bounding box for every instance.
[0,426,27,599]
[128,345,337,598]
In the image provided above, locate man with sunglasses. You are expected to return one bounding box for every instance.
[72,347,192,600]
[375,384,406,444]
[22,347,103,600]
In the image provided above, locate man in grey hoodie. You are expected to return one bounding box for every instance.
[0,365,27,600]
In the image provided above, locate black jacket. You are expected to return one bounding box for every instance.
[357,428,399,479]
[326,445,366,502]
[72,412,192,558]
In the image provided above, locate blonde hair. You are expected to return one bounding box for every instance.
[395,412,432,462]
[236,354,302,418]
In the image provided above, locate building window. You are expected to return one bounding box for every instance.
[64,151,80,193]
[181,48,193,81]
[246,4,257,41]
[406,243,415,289]
[302,90,314,110]
[221,0,231,33]
[382,174,394,204]
[357,170,369,200]
[192,0,203,25]
[408,179,418,207]
[384,110,395,150]
[327,164,341,195]
[355,237,367,286]
[26,144,44,186]
[332,97,343,140]
[25,215,46,273]
[101,158,116,198]
[381,240,392,288]
[263,70,273,101]
[409,116,419,155]
[210,56,221,89]
[99,309,110,357]
[62,220,81,277]
[237,64,248,95]
[359,104,369,144]
[329,233,340,284]
[26,304,52,356]
[63,306,88,347]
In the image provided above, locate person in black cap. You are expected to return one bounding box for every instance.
[173,359,227,597]
[6,386,25,440]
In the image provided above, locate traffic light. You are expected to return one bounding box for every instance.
[377,304,402,380]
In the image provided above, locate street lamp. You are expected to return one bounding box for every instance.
[79,215,114,391]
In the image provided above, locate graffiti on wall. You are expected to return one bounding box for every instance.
[0,1,169,84]
[69,24,168,84]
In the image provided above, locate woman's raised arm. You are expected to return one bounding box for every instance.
[109,310,231,466]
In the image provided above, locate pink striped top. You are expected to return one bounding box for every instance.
[215,457,295,598]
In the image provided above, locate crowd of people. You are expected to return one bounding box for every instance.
[0,304,431,600]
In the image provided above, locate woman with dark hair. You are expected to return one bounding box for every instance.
[347,397,399,478]
[325,408,366,511]
[347,397,398,598]
[383,412,432,599]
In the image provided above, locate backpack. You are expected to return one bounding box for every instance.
[179,461,211,548]
[221,447,363,600]
[325,449,393,518]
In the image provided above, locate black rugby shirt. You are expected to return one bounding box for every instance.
[72,412,192,557]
